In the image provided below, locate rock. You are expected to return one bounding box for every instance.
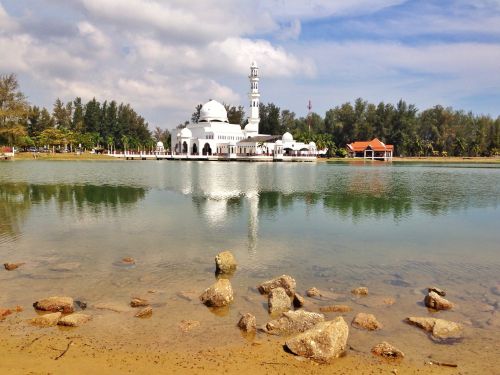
[58,313,91,327]
[268,287,291,314]
[135,306,153,318]
[33,296,74,313]
[75,300,87,310]
[306,287,322,298]
[130,298,149,307]
[122,257,135,264]
[200,279,234,307]
[371,342,405,359]
[425,291,453,310]
[4,262,24,271]
[237,313,256,332]
[351,287,368,296]
[258,275,296,297]
[406,317,463,342]
[93,302,130,312]
[293,293,305,308]
[285,317,349,363]
[215,251,237,274]
[352,312,383,330]
[265,310,325,335]
[178,320,200,332]
[383,297,396,305]
[319,305,352,313]
[31,312,62,327]
[428,287,446,296]
[177,290,199,302]
[0,308,13,320]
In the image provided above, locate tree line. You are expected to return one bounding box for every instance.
[0,74,170,152]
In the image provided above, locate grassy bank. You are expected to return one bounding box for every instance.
[10,152,119,161]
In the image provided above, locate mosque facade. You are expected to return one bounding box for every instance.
[170,62,317,161]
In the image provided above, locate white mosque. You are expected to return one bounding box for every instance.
[170,62,317,161]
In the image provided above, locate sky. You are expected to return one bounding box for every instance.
[1,0,499,130]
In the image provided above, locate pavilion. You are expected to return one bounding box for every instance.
[346,138,393,161]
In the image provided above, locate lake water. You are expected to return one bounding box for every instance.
[1,160,500,371]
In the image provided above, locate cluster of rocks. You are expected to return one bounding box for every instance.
[32,296,91,327]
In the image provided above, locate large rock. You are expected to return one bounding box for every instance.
[237,313,256,333]
[31,312,62,327]
[58,313,91,327]
[268,287,291,314]
[200,279,234,307]
[285,317,349,363]
[258,275,296,297]
[265,310,325,335]
[352,312,382,330]
[406,317,463,342]
[425,291,453,310]
[215,251,237,274]
[33,296,74,313]
[371,342,405,359]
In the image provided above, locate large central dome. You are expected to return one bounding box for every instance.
[199,100,228,123]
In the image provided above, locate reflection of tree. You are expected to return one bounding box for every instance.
[0,183,147,240]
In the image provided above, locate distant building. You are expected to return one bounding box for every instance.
[346,138,393,161]
[171,62,317,161]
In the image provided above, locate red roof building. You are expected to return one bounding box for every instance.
[346,138,393,161]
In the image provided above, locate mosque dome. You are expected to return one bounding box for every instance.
[156,141,164,148]
[199,100,228,123]
[180,127,192,138]
[308,141,316,148]
[282,132,293,142]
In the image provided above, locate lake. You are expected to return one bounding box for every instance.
[1,160,499,372]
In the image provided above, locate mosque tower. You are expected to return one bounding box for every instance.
[244,61,260,135]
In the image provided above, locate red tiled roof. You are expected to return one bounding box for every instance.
[347,138,393,152]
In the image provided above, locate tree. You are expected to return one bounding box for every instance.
[225,104,245,125]
[0,74,29,145]
[191,104,203,123]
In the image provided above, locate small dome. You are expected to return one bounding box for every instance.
[156,141,164,148]
[199,100,228,123]
[282,132,293,142]
[308,141,316,148]
[180,127,192,138]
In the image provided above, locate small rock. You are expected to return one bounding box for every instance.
[268,287,291,314]
[371,341,405,359]
[4,262,24,271]
[265,310,324,335]
[122,257,135,264]
[200,279,234,307]
[237,313,256,332]
[425,291,453,310]
[319,305,352,313]
[215,251,237,274]
[75,300,87,310]
[428,287,446,296]
[306,287,322,298]
[258,275,296,297]
[351,287,368,296]
[285,317,349,363]
[293,293,305,308]
[58,313,91,327]
[31,312,62,327]
[0,308,13,320]
[33,296,74,313]
[135,306,153,318]
[352,312,382,330]
[130,298,149,307]
[178,319,200,332]
[406,317,463,342]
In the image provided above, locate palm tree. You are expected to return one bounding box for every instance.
[121,135,129,153]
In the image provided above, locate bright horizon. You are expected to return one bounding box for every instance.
[1,0,499,129]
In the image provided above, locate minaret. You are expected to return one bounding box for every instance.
[244,61,260,135]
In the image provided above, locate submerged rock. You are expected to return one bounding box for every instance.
[237,313,256,333]
[406,317,463,342]
[4,262,24,271]
[319,305,352,313]
[50,262,81,272]
[306,287,322,298]
[351,287,369,296]
[31,312,62,327]
[258,275,296,297]
[285,317,349,363]
[215,251,237,274]
[428,287,446,296]
[135,306,153,318]
[177,290,199,302]
[93,302,130,313]
[425,291,453,310]
[352,312,383,330]
[130,298,149,308]
[122,257,135,264]
[265,310,324,335]
[178,320,200,332]
[33,296,74,313]
[200,279,234,307]
[268,287,291,314]
[371,342,405,359]
[58,313,91,327]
